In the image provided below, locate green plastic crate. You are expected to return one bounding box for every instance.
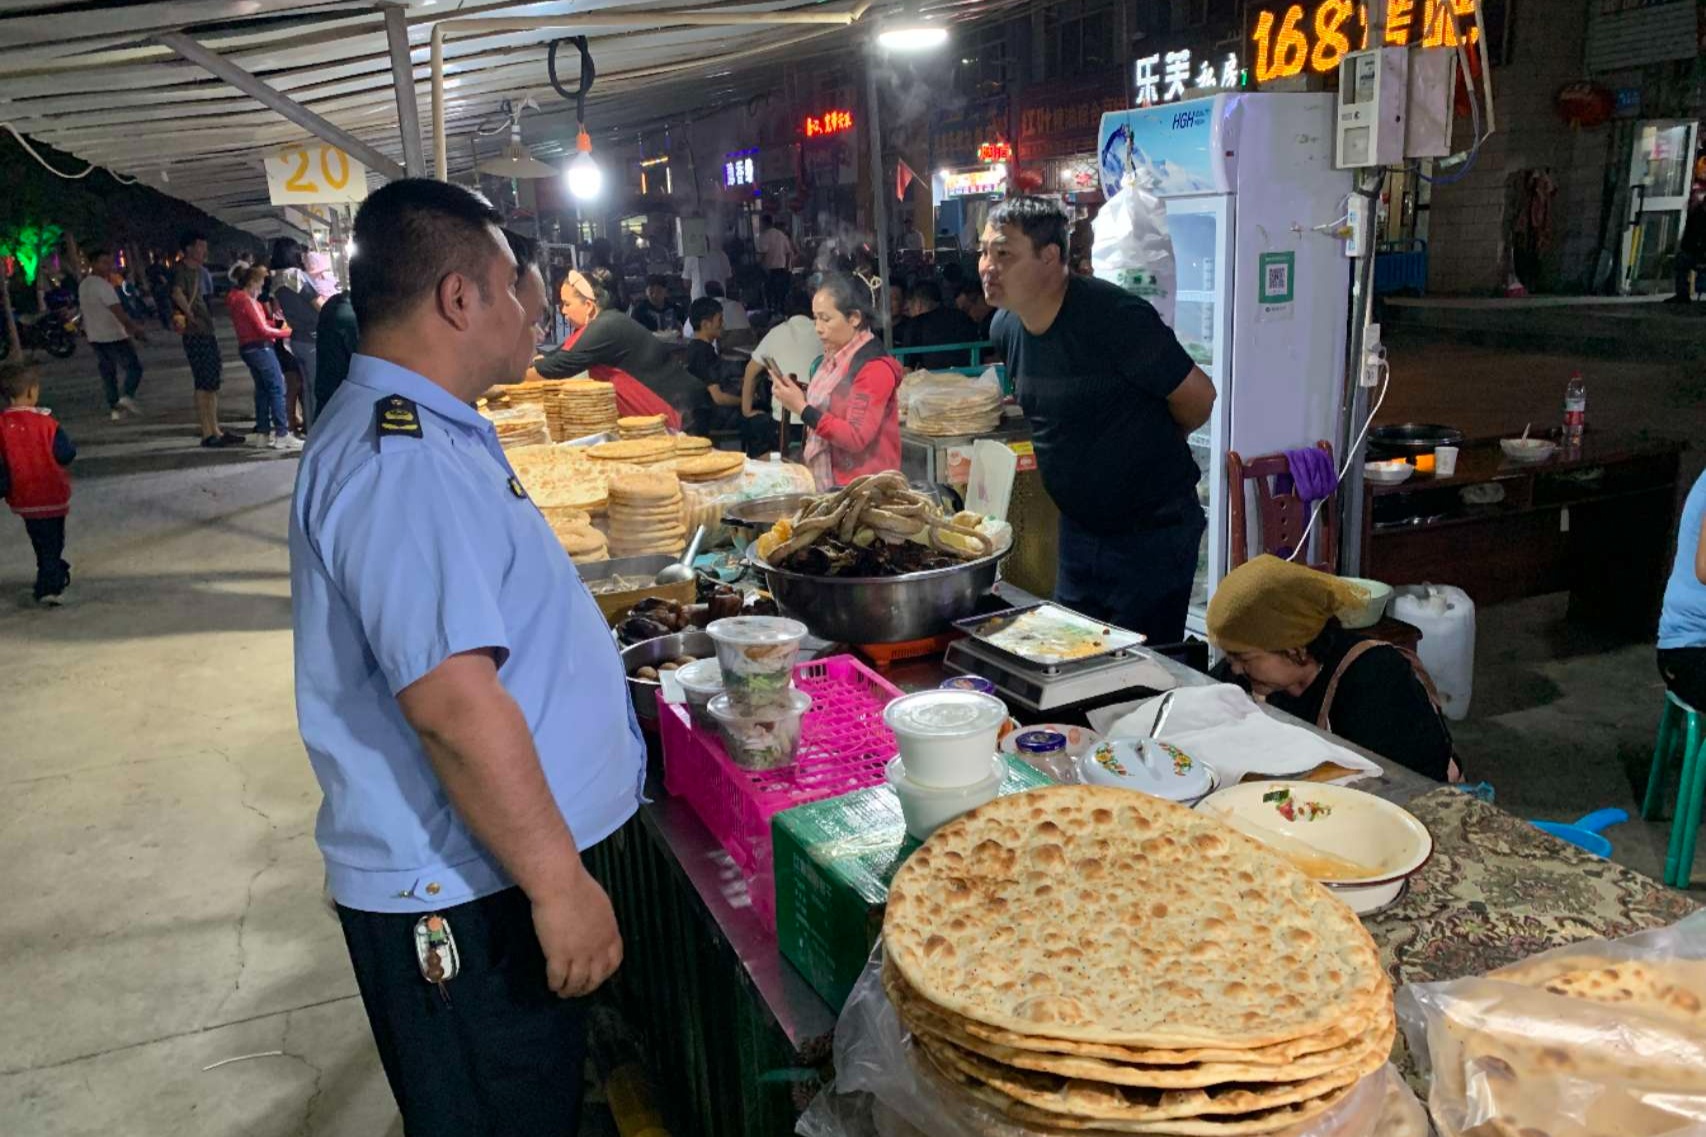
[771,759,1051,1012]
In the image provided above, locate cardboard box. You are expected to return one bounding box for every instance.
[771,759,1051,1012]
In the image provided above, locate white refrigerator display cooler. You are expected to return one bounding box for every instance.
[1096,93,1352,633]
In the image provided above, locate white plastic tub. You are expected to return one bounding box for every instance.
[885,754,1006,841]
[674,657,725,728]
[882,690,1010,788]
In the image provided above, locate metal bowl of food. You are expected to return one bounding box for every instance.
[722,493,814,556]
[619,630,715,721]
[750,550,1006,644]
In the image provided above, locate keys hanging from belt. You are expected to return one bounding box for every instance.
[413,913,460,1006]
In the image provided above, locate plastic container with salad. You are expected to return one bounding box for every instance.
[706,616,808,714]
[707,688,812,770]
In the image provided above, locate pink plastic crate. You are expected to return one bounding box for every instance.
[660,654,902,921]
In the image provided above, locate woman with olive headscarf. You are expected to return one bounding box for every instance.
[769,273,902,490]
[1207,556,1457,782]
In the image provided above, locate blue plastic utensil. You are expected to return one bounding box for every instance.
[1532,808,1628,858]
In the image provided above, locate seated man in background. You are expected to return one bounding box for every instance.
[684,297,771,457]
[628,274,684,333]
[897,279,979,371]
[955,280,996,342]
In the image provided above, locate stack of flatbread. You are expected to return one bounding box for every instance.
[550,379,619,441]
[883,786,1395,1136]
[606,471,687,557]
[481,404,551,450]
[617,414,669,440]
[908,383,1003,437]
[674,434,714,455]
[588,437,678,469]
[1417,951,1706,1136]
[506,444,612,515]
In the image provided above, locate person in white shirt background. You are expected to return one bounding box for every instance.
[757,213,796,313]
[740,287,817,452]
[78,248,149,421]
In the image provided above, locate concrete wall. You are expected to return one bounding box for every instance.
[1425,1,1614,295]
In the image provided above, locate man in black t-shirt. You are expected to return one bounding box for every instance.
[982,196,1217,644]
[897,280,980,370]
[628,274,684,332]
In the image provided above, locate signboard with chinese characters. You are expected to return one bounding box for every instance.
[723,150,757,188]
[978,140,1014,163]
[941,165,1008,198]
[1132,49,1245,107]
[803,109,853,138]
[1018,72,1128,158]
[1247,1,1495,84]
[932,98,1009,168]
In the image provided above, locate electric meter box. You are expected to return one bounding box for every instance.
[1335,48,1408,169]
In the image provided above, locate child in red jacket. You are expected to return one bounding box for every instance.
[0,361,77,605]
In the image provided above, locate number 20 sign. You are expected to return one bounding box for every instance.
[264,143,369,205]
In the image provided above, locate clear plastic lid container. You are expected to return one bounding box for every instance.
[883,690,1009,739]
[674,657,725,697]
[705,616,808,649]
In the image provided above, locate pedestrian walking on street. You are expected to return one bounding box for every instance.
[0,361,76,606]
[170,230,243,449]
[290,178,643,1136]
[78,247,149,421]
[226,266,301,452]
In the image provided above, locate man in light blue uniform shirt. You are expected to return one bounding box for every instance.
[289,179,643,1135]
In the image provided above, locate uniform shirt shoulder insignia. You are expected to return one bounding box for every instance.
[375,394,424,440]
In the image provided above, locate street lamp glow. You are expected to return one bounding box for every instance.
[877,24,948,51]
[564,128,602,200]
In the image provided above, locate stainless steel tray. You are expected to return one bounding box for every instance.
[952,603,1145,667]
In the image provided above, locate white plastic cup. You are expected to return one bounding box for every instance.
[1434,445,1459,477]
[885,754,1006,841]
[882,690,1010,788]
[674,657,725,728]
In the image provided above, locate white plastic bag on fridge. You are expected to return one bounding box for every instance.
[1091,173,1177,328]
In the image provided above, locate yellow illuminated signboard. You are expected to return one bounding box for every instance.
[1251,0,1479,84]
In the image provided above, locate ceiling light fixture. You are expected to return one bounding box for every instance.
[876,9,948,52]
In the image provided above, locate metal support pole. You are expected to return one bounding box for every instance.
[1336,173,1383,575]
[156,31,406,181]
[381,4,425,177]
[866,51,893,348]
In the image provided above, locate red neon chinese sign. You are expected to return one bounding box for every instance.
[804,109,854,137]
[977,140,1013,163]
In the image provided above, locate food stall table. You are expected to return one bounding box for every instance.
[595,632,1695,1137]
[1361,434,1683,637]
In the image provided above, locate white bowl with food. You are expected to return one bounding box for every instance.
[1194,781,1433,893]
[1500,437,1557,463]
[886,754,1006,841]
[883,689,1010,788]
[1336,577,1394,629]
[1363,459,1414,486]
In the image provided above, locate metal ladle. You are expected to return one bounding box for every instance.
[654,525,705,586]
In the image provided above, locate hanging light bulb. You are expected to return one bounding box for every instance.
[344,236,356,258]
[564,127,603,200]
[877,9,948,52]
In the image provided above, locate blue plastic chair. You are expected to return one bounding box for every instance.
[1642,690,1705,888]
[1533,809,1628,858]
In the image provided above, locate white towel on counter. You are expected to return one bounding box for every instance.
[1087,684,1382,787]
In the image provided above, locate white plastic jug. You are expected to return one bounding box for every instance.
[1390,584,1476,722]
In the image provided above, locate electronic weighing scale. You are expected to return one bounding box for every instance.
[941,603,1179,714]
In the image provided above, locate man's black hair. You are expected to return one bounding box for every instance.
[760,213,775,228]
[645,274,668,290]
[178,229,207,253]
[906,279,943,308]
[348,178,507,332]
[986,195,1069,261]
[704,280,725,299]
[688,296,723,331]
[783,287,813,318]
[502,230,539,279]
[86,246,112,263]
[955,279,986,303]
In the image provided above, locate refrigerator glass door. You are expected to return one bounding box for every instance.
[1158,195,1233,628]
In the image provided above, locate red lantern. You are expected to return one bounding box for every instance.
[1013,168,1044,193]
[1554,81,1613,129]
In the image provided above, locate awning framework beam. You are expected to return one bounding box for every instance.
[380,3,424,177]
[155,28,407,180]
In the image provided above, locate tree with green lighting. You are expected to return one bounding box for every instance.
[0,221,64,285]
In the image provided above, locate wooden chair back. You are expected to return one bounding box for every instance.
[1226,440,1338,573]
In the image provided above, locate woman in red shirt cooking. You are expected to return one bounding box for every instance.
[225,266,301,451]
[769,273,902,490]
